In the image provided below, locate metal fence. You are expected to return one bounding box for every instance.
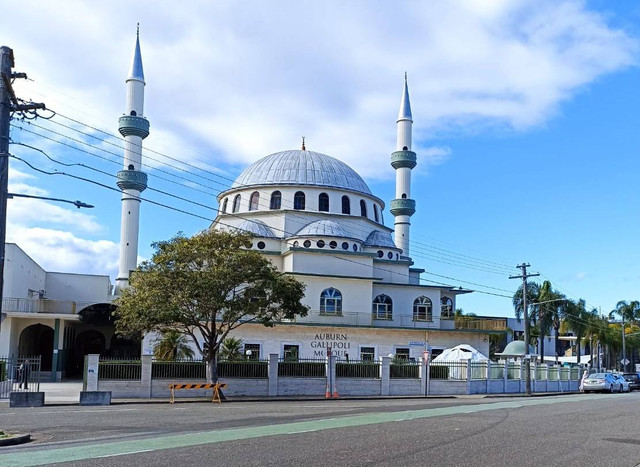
[98,359,142,380]
[0,355,41,398]
[390,362,420,379]
[218,360,269,379]
[152,360,206,380]
[336,361,381,378]
[278,358,326,377]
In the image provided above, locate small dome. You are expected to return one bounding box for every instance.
[237,219,276,238]
[364,230,396,248]
[231,150,372,195]
[296,220,351,238]
[495,341,536,357]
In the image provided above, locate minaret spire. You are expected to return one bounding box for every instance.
[390,74,417,259]
[115,26,150,294]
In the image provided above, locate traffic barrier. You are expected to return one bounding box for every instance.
[168,382,227,403]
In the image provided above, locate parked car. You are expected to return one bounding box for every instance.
[582,372,620,393]
[612,374,630,393]
[622,373,640,391]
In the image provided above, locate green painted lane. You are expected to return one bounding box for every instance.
[0,394,608,466]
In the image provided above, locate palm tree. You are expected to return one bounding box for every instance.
[219,337,243,361]
[512,281,541,350]
[153,330,195,360]
[561,299,589,364]
[536,281,564,362]
[609,300,640,370]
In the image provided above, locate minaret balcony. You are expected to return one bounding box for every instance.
[118,115,150,139]
[390,150,417,169]
[390,198,416,217]
[117,169,148,192]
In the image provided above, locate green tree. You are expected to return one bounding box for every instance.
[561,299,589,364]
[536,281,566,363]
[153,329,195,360]
[512,281,541,349]
[116,230,309,383]
[219,337,243,361]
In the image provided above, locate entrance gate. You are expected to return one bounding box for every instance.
[0,355,42,398]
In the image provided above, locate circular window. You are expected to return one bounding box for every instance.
[342,242,349,250]
[352,244,358,252]
[317,240,325,248]
[303,240,311,248]
[387,252,393,259]
[257,241,266,250]
[330,241,337,249]
[293,241,299,247]
[377,250,384,258]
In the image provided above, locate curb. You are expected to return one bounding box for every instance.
[0,433,31,447]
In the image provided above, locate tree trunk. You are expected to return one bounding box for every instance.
[554,325,560,364]
[539,333,545,364]
[576,334,582,365]
[206,357,218,383]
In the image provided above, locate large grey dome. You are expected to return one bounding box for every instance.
[231,150,372,195]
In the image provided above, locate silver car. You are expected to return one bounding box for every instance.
[582,372,620,393]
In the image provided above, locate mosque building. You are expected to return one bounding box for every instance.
[0,30,506,381]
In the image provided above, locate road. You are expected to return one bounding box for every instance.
[0,393,639,466]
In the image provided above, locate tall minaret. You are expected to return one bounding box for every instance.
[390,74,417,258]
[115,26,150,294]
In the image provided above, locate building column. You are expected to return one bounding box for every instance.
[419,357,427,396]
[140,355,152,398]
[51,318,60,382]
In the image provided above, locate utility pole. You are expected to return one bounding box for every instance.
[621,313,627,372]
[510,263,539,396]
[0,46,45,321]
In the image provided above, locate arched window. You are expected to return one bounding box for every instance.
[232,194,241,213]
[413,296,433,322]
[249,191,260,211]
[270,191,281,210]
[318,193,329,212]
[401,193,407,199]
[342,195,350,214]
[360,200,367,218]
[372,294,392,320]
[374,205,379,223]
[294,191,305,210]
[221,198,228,214]
[320,288,342,314]
[441,296,453,319]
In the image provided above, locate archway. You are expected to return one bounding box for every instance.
[18,324,54,371]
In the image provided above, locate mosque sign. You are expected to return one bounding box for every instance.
[310,332,351,358]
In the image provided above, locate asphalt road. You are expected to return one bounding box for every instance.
[1,393,639,466]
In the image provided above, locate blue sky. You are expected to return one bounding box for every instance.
[2,0,639,317]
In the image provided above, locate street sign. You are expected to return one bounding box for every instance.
[409,341,427,346]
[621,358,630,365]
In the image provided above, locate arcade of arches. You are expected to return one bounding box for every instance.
[15,303,140,378]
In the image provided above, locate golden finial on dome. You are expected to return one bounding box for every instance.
[301,136,306,150]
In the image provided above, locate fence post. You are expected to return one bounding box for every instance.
[419,357,427,396]
[519,361,524,393]
[532,360,537,394]
[486,360,491,394]
[466,360,472,395]
[140,355,152,398]
[85,354,99,392]
[503,360,508,393]
[381,356,391,396]
[268,353,278,396]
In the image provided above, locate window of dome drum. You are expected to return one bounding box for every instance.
[372,294,392,320]
[387,252,393,259]
[330,241,337,249]
[341,242,349,250]
[221,198,228,213]
[257,241,265,250]
[413,296,433,321]
[377,250,383,258]
[303,240,311,248]
[441,296,453,319]
[232,194,241,213]
[294,191,305,210]
[352,244,358,252]
[341,195,350,214]
[293,241,299,247]
[317,240,325,248]
[270,191,281,210]
[249,192,260,211]
[318,193,329,212]
[374,205,379,223]
[360,200,367,218]
[320,288,342,314]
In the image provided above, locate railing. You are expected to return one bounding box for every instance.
[0,355,41,397]
[98,359,142,380]
[152,360,206,380]
[390,362,420,379]
[2,297,79,314]
[337,361,381,378]
[218,360,269,378]
[489,362,505,379]
[454,317,507,331]
[278,358,326,377]
[431,361,470,380]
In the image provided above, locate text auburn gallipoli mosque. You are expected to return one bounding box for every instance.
[0,31,504,379]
